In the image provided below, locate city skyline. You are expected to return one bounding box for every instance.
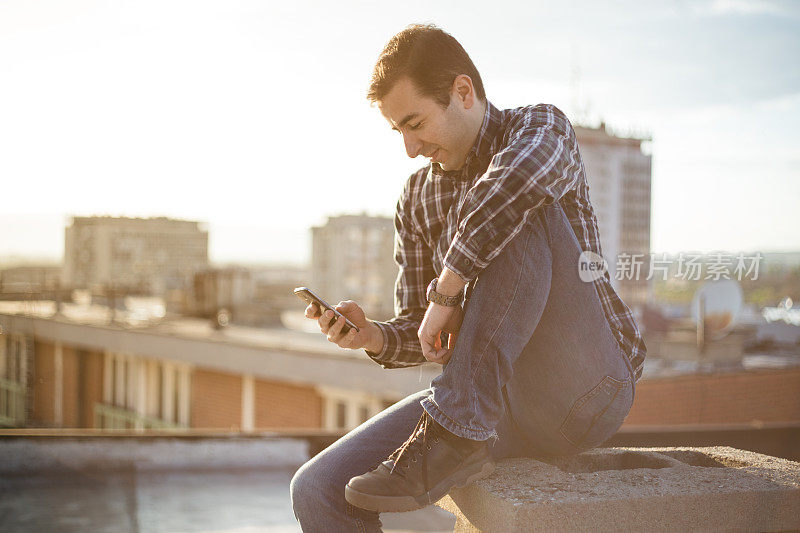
[1,0,798,264]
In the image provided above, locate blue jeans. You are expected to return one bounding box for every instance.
[290,202,637,532]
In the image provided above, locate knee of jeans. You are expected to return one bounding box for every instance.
[290,461,323,517]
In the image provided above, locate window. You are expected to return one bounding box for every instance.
[335,401,347,429]
[0,334,27,384]
[103,352,191,426]
[321,388,397,431]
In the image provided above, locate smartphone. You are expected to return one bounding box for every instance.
[293,287,360,334]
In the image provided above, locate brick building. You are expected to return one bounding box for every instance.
[0,301,436,432]
[1,301,798,434]
[625,367,800,426]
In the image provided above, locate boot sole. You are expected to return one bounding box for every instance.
[344,456,495,513]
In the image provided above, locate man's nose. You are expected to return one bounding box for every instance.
[402,132,423,159]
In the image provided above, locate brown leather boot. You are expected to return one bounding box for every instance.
[344,410,495,512]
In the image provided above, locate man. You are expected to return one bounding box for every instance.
[290,23,646,532]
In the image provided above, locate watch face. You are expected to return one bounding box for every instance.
[426,279,437,301]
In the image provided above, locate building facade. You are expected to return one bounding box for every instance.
[0,302,433,432]
[2,303,799,436]
[0,302,800,432]
[63,216,209,295]
[311,214,396,321]
[575,123,652,306]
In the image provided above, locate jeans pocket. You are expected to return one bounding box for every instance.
[559,375,632,450]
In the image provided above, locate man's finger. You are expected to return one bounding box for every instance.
[327,314,345,342]
[426,348,450,365]
[435,350,452,365]
[319,310,335,333]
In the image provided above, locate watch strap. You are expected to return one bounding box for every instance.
[426,278,463,307]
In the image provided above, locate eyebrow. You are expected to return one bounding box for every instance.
[391,112,420,131]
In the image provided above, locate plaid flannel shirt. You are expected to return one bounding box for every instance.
[364,101,646,382]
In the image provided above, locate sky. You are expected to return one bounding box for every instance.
[1,0,798,265]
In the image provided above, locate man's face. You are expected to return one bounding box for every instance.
[378,77,474,172]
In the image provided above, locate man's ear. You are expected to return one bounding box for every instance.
[452,74,475,110]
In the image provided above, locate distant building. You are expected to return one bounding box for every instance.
[0,265,62,295]
[575,123,652,306]
[63,216,209,295]
[179,267,292,329]
[311,214,396,320]
[186,267,253,317]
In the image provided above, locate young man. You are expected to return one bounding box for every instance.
[291,23,646,531]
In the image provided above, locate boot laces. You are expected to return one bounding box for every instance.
[388,411,439,492]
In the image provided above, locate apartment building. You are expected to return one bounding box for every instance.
[575,123,652,306]
[311,214,396,320]
[63,216,209,295]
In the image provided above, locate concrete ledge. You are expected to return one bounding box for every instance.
[436,446,800,532]
[0,437,308,474]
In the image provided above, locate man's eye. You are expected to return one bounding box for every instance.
[409,122,423,130]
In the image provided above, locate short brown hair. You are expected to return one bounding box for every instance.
[367,24,486,108]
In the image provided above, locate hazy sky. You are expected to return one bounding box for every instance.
[1,0,798,265]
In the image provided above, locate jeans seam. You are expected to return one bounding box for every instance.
[618,345,637,399]
[467,225,532,389]
[559,376,625,448]
[581,381,622,447]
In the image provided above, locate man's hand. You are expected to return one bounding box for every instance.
[305,300,383,352]
[418,302,464,365]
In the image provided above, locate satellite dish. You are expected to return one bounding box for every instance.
[690,279,743,341]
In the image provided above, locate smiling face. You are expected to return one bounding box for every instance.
[378,76,483,172]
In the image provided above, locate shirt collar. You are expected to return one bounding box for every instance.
[430,99,503,181]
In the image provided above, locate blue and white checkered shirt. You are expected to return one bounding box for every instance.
[365,100,646,382]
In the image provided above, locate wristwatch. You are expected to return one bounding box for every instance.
[426,278,464,307]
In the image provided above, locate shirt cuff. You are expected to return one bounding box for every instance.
[363,320,396,368]
[443,233,488,283]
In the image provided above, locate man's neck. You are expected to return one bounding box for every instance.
[466,99,488,148]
